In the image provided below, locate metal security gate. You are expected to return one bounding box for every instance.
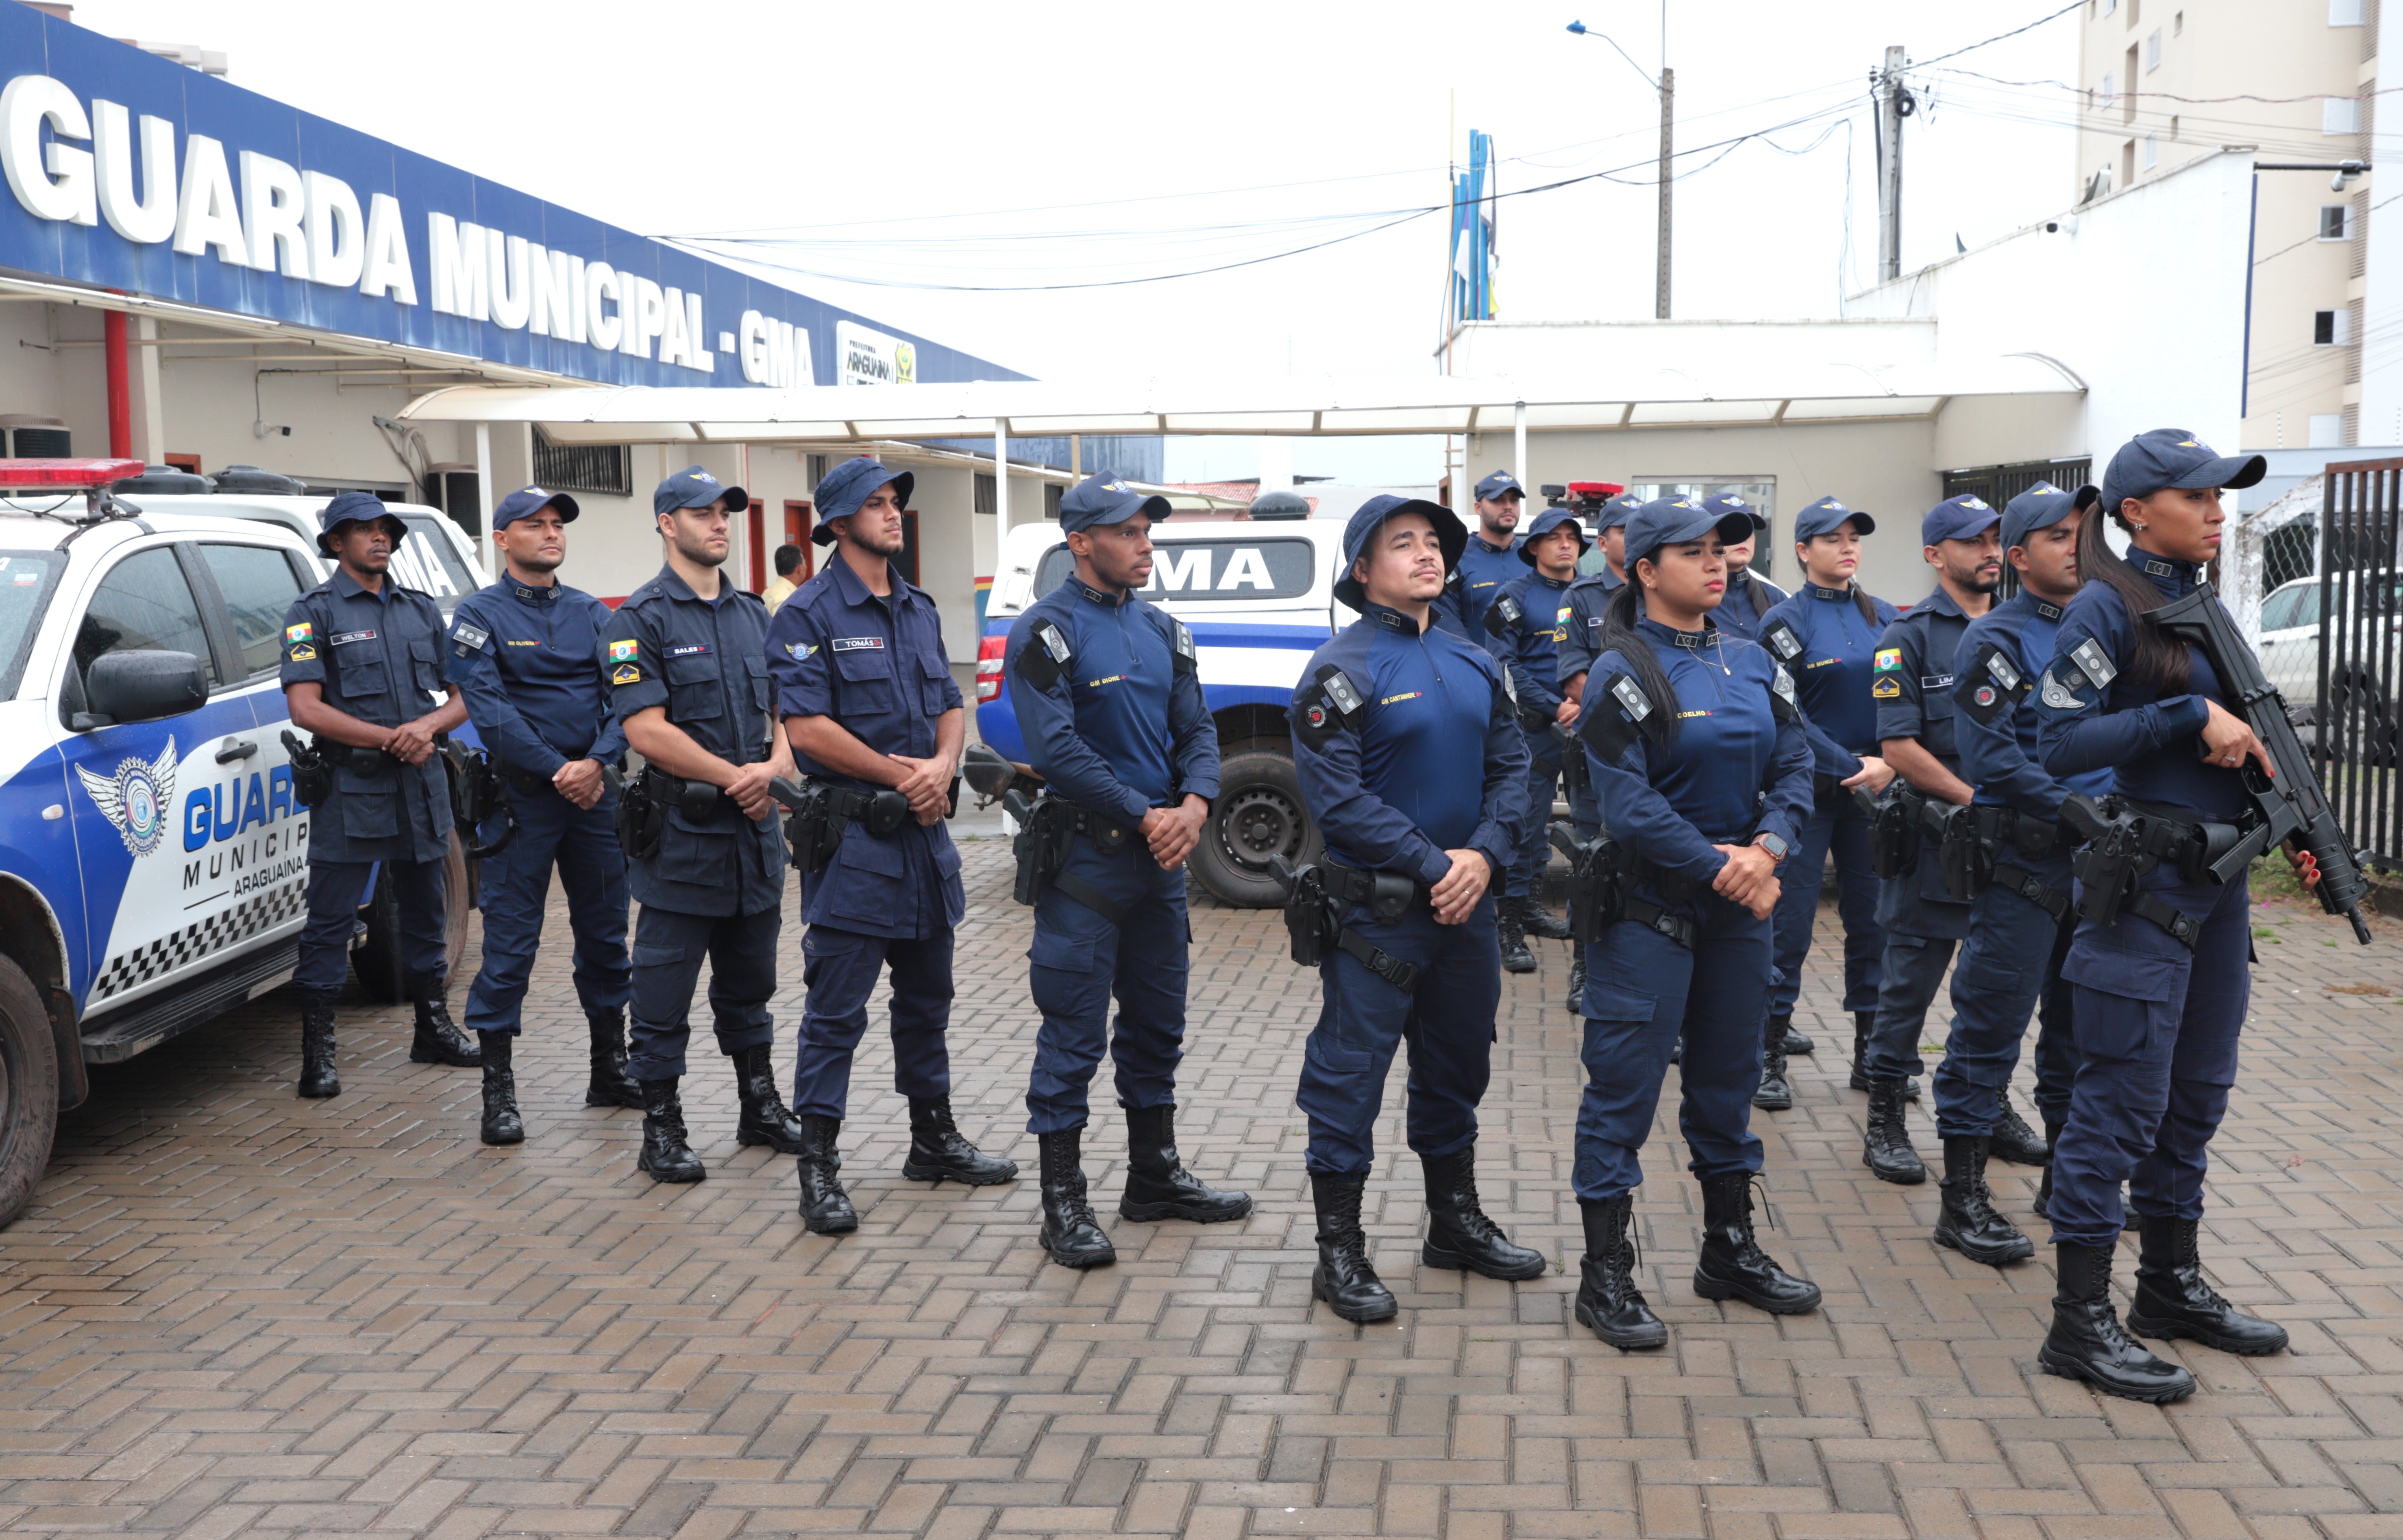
[2319,459,2403,870]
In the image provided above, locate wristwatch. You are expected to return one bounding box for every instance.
[1752,831,1790,864]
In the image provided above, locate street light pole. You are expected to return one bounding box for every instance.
[1568,20,1673,318]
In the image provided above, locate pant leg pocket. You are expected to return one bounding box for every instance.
[2061,947,2187,1062]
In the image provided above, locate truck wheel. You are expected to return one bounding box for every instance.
[1191,747,1320,909]
[354,831,475,1001]
[0,955,60,1229]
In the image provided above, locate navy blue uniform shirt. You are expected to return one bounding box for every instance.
[1757,582,1901,778]
[1715,570,1791,644]
[1006,574,1221,822]
[1553,568,1628,691]
[1957,590,2112,816]
[279,567,451,864]
[1484,569,1576,718]
[2033,550,2240,820]
[444,576,627,777]
[1291,603,1529,884]
[603,565,784,916]
[1582,618,1813,887]
[765,555,966,937]
[1452,530,1524,636]
[1872,585,1977,775]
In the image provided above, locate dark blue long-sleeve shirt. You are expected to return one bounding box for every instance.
[1757,581,1900,779]
[1451,531,1524,637]
[1580,618,1813,887]
[1715,570,1791,644]
[1005,574,1220,823]
[1483,569,1575,717]
[2033,551,2241,821]
[445,577,627,777]
[1957,590,2112,816]
[1290,603,1528,885]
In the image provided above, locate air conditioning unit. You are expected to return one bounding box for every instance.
[0,415,71,457]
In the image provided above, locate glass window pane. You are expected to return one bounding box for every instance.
[2260,587,2299,630]
[390,513,476,614]
[200,543,307,679]
[76,547,217,687]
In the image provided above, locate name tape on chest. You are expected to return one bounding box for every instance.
[669,642,712,657]
[831,636,883,651]
[331,629,377,647]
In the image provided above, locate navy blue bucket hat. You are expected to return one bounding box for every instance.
[812,457,915,545]
[317,489,406,554]
[1516,505,1592,565]
[1334,495,1466,609]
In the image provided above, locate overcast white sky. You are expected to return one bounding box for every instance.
[75,0,2110,482]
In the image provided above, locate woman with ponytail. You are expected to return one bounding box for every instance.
[1567,496,1818,1350]
[2029,429,2321,1403]
[1750,498,1900,1108]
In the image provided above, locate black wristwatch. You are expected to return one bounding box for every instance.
[1752,831,1790,864]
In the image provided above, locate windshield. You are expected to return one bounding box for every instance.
[388,514,479,616]
[0,550,64,698]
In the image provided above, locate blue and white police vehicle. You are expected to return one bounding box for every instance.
[0,462,481,1226]
[976,509,1354,907]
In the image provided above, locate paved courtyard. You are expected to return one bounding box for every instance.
[0,837,2399,1539]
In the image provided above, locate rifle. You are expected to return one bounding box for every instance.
[2146,583,2374,944]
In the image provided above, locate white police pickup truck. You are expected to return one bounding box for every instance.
[0,463,483,1227]
[976,512,1356,907]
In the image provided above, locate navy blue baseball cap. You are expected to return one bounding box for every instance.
[1921,493,2001,547]
[811,456,915,546]
[491,484,580,533]
[1474,470,1526,502]
[2000,481,2079,551]
[1793,496,1873,541]
[1702,492,1767,532]
[654,465,748,518]
[1516,505,1592,565]
[1334,495,1466,609]
[1596,491,1644,531]
[1623,495,1753,569]
[2098,428,2267,515]
[317,489,405,553]
[1058,472,1170,535]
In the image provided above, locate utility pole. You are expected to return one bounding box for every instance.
[1876,44,1910,282]
[1656,66,1674,318]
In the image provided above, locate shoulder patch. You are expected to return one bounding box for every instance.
[1769,663,1800,722]
[1170,617,1198,676]
[609,637,639,662]
[1578,671,1659,763]
[1484,592,1525,637]
[1871,676,1902,699]
[1873,647,1902,672]
[2068,636,2118,692]
[1295,662,1367,749]
[1761,619,1803,663]
[611,662,641,686]
[1955,641,2028,725]
[451,621,491,658]
[1015,619,1072,693]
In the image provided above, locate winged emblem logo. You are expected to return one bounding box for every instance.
[75,737,178,857]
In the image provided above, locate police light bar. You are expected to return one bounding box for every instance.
[0,458,146,489]
[1566,481,1624,498]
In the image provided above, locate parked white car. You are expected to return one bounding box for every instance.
[2256,573,2401,761]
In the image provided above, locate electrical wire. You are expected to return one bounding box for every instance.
[1905,1,2085,70]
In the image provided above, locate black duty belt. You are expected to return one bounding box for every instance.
[1619,894,1698,950]
[1319,860,1428,992]
[1965,803,2064,858]
[1041,797,1146,929]
[1988,862,2071,922]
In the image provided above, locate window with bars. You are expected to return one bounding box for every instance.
[531,431,632,496]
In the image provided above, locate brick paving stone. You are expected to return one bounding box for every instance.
[0,840,2399,1537]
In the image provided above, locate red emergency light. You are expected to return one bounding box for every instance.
[1565,481,1624,498]
[0,458,146,489]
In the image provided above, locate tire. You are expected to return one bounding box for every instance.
[354,830,475,1002]
[0,955,60,1230]
[1191,747,1320,909]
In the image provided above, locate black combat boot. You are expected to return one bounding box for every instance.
[1310,1171,1397,1322]
[731,1044,809,1153]
[1036,1127,1115,1268]
[1691,1172,1821,1314]
[1419,1144,1545,1279]
[1120,1104,1252,1222]
[1990,1103,2050,1166]
[1576,1195,1667,1350]
[902,1096,1018,1186]
[478,1031,524,1146]
[407,974,481,1067]
[1565,951,1586,1014]
[296,994,340,1099]
[1862,1078,1927,1184]
[1521,895,1574,941]
[1780,1015,1815,1056]
[2126,1215,2289,1356]
[1753,1011,1792,1112]
[636,1078,706,1183]
[2040,1241,2195,1402]
[1848,1010,1916,1098]
[1933,1136,2032,1265]
[1498,900,1537,975]
[584,1008,643,1108]
[2032,1118,2065,1218]
[795,1114,856,1234]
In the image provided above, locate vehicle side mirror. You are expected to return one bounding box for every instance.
[74,650,209,731]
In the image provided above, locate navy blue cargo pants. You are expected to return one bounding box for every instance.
[626,903,779,1082]
[1024,838,1189,1134]
[465,786,631,1034]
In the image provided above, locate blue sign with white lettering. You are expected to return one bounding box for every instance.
[0,9,1022,389]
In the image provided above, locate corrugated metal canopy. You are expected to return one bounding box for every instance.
[396,356,2085,444]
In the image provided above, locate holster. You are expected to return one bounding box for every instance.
[1856,781,1928,879]
[441,740,516,859]
[1271,858,1337,968]
[1549,823,1626,945]
[2059,793,2228,949]
[786,779,914,875]
[613,767,669,862]
[1934,802,1991,903]
[1547,720,1590,797]
[281,729,332,810]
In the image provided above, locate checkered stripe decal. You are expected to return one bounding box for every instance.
[89,877,307,1005]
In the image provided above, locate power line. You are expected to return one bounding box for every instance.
[1907,1,2085,71]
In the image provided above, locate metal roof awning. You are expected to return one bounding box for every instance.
[396,356,2086,445]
